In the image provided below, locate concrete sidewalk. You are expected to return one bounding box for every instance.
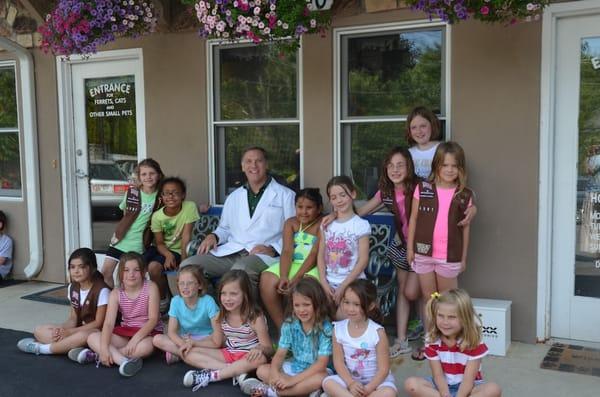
[1,281,599,396]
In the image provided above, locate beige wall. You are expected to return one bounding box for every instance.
[13,9,541,341]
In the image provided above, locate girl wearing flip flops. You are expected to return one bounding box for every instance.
[17,248,110,357]
[152,265,219,364]
[73,252,163,377]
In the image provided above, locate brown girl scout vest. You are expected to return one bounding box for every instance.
[70,271,110,326]
[380,184,415,245]
[413,181,473,263]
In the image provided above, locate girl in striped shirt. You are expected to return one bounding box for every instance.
[183,270,273,391]
[404,289,501,397]
[79,252,162,377]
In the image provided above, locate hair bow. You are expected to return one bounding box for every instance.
[430,291,441,300]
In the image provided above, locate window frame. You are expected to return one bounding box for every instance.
[0,60,23,200]
[207,40,304,204]
[333,20,452,180]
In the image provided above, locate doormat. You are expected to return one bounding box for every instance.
[540,343,600,377]
[21,285,69,306]
[0,279,26,288]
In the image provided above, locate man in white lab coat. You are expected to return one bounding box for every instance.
[180,147,296,286]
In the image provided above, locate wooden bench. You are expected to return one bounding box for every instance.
[168,208,398,317]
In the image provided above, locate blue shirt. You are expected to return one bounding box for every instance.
[279,317,333,373]
[168,294,219,337]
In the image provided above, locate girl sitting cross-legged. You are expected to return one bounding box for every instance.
[182,270,273,391]
[241,277,334,397]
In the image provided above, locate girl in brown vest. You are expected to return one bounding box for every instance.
[17,248,110,357]
[407,142,473,299]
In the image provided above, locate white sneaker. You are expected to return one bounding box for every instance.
[67,347,98,364]
[183,369,211,391]
[119,357,143,377]
[240,377,269,396]
[17,338,41,355]
[233,372,248,386]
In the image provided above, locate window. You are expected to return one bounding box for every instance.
[337,24,447,199]
[210,42,300,204]
[0,63,21,197]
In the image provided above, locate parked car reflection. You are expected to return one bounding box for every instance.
[89,160,129,220]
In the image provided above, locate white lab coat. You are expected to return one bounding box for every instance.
[211,179,296,265]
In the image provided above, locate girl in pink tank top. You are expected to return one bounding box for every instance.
[83,252,162,377]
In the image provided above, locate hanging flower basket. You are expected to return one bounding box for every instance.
[184,0,331,52]
[38,0,158,57]
[405,0,549,24]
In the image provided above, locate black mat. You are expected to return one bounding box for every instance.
[0,278,26,288]
[0,328,246,397]
[21,284,70,306]
[540,343,600,378]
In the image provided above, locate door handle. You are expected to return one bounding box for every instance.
[75,169,88,179]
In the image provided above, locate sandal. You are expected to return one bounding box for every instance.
[389,338,411,358]
[411,346,426,361]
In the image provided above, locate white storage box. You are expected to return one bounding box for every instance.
[471,298,512,356]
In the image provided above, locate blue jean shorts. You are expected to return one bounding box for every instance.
[426,377,485,397]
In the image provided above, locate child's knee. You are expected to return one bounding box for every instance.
[152,334,164,348]
[148,261,163,276]
[485,382,502,396]
[404,377,421,393]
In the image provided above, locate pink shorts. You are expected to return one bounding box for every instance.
[411,254,462,278]
[221,349,248,364]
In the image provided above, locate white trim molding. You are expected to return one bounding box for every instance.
[538,0,600,341]
[0,38,43,278]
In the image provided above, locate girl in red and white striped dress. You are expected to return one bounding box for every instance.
[182,270,273,391]
[404,289,501,397]
[79,252,162,377]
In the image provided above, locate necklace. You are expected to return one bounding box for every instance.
[299,217,320,233]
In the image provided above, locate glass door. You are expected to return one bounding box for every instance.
[552,13,600,342]
[71,57,145,252]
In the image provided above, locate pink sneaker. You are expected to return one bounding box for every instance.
[165,351,181,365]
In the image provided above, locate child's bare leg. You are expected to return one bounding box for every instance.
[183,347,229,370]
[435,274,457,293]
[367,386,397,397]
[277,371,327,396]
[87,332,129,365]
[33,324,64,344]
[218,355,267,379]
[396,269,410,340]
[418,272,438,298]
[152,334,181,356]
[404,377,440,397]
[101,257,118,288]
[323,379,354,397]
[119,336,154,359]
[148,260,168,299]
[49,329,95,354]
[260,272,285,330]
[471,382,502,397]
[256,363,272,382]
